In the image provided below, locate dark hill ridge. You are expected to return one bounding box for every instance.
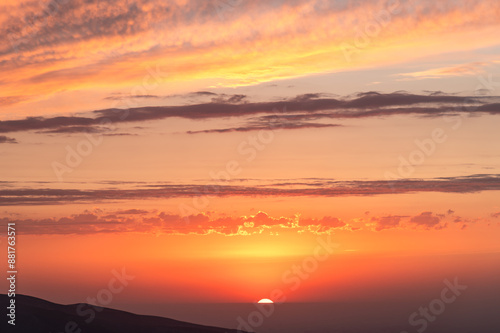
[1,294,251,333]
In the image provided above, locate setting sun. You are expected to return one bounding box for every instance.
[257,298,274,304]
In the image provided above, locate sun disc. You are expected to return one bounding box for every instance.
[257,298,273,304]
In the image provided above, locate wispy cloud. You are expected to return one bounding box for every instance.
[103,94,161,101]
[0,135,17,144]
[2,0,500,107]
[398,61,495,79]
[186,122,341,134]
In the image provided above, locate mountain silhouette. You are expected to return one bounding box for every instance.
[1,294,251,333]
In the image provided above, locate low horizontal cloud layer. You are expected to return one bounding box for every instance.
[0,208,468,236]
[1,174,499,206]
[0,211,348,236]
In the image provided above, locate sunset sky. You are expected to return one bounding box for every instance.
[1,0,500,332]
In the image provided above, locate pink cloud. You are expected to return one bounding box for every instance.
[410,212,442,228]
[371,215,405,231]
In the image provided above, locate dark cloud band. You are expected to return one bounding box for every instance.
[0,92,496,135]
[0,174,499,206]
